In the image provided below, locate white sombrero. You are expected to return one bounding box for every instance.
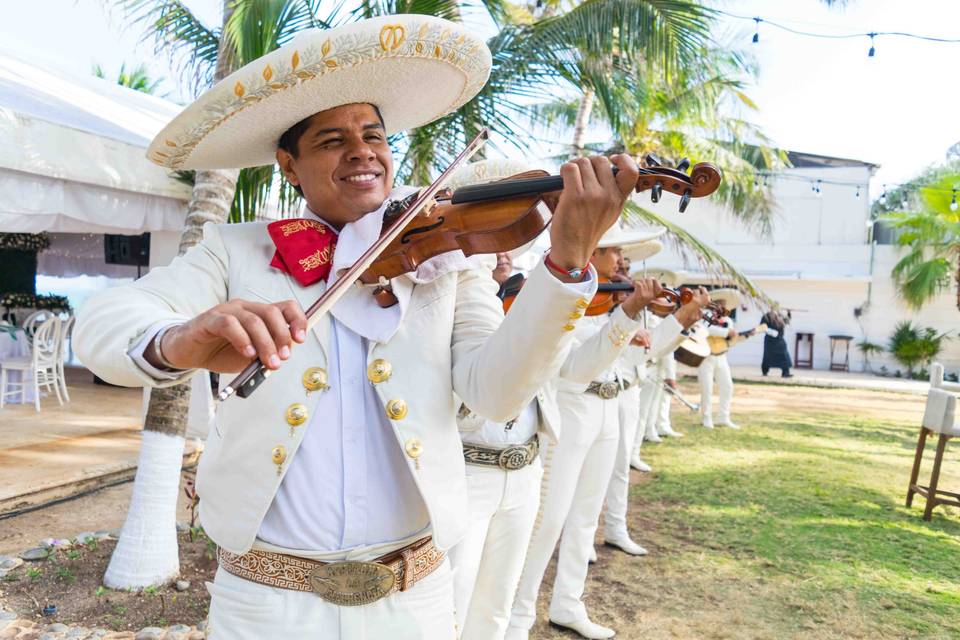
[632,266,680,287]
[623,239,663,263]
[710,288,742,308]
[447,158,548,261]
[147,15,492,170]
[596,224,666,251]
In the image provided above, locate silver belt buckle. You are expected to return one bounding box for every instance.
[599,381,619,399]
[498,444,531,470]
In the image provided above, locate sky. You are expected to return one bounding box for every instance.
[1,0,958,200]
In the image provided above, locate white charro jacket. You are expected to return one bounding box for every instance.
[73,221,593,554]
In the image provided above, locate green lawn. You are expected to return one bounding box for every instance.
[631,387,960,639]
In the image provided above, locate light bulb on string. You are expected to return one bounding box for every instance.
[752,17,761,44]
[868,33,876,57]
[879,185,887,206]
[855,186,860,199]
[951,189,958,212]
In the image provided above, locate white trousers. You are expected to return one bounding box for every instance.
[656,386,673,434]
[699,354,733,424]
[206,559,456,639]
[644,381,664,441]
[449,458,543,640]
[603,384,641,539]
[631,379,658,460]
[510,392,619,629]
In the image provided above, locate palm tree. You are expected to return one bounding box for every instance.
[882,168,960,312]
[92,61,163,94]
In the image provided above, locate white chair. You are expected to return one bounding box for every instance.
[22,309,52,340]
[0,316,63,411]
[906,363,960,520]
[57,315,75,402]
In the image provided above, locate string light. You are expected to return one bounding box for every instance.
[868,33,876,57]
[879,186,887,206]
[951,189,958,212]
[855,186,860,199]
[752,17,761,44]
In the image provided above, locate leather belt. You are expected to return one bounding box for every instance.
[217,536,443,607]
[586,380,622,399]
[462,435,540,470]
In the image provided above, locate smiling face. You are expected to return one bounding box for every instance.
[276,103,394,228]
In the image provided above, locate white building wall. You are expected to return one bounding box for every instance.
[636,164,960,374]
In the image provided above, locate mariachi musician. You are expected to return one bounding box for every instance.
[698,288,742,429]
[73,16,652,640]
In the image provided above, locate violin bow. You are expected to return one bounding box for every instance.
[218,128,490,402]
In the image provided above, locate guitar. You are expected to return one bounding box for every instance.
[707,324,767,356]
[674,324,711,368]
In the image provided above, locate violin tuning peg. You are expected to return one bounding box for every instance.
[650,181,663,203]
[678,188,692,213]
[644,152,663,167]
[676,157,690,172]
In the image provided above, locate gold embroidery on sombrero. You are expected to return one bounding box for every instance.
[154,19,487,168]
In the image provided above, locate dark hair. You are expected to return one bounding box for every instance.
[278,105,386,197]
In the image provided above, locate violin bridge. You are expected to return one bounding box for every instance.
[422,197,439,217]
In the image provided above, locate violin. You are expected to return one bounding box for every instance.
[221,129,722,401]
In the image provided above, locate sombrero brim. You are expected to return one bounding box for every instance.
[622,239,663,263]
[710,288,742,307]
[147,15,491,170]
[631,266,680,286]
[596,226,666,250]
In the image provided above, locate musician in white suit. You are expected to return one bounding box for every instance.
[507,227,709,640]
[699,288,742,429]
[72,16,645,640]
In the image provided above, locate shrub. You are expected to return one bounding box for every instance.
[888,321,951,375]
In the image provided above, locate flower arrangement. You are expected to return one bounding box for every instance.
[0,293,71,312]
[0,233,51,252]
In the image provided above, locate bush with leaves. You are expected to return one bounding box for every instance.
[887,321,951,376]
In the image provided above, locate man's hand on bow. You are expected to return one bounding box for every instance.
[631,329,652,348]
[146,299,308,373]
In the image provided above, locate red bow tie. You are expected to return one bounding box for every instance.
[267,218,338,286]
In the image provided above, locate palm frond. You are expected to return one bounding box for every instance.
[623,200,776,308]
[118,0,220,94]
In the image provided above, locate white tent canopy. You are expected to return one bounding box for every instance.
[0,49,190,235]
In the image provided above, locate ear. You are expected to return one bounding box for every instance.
[276,148,300,188]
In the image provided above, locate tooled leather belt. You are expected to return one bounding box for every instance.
[462,435,540,470]
[217,535,443,607]
[585,380,622,399]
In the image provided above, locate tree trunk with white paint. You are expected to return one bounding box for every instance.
[104,0,239,589]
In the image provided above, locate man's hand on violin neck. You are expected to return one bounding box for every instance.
[548,154,639,276]
[620,277,662,319]
[145,299,308,373]
[674,286,711,329]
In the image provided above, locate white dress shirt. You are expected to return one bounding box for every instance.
[258,318,430,551]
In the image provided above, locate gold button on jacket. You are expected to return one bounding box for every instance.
[301,367,329,392]
[367,359,393,383]
[271,445,287,465]
[285,403,308,426]
[405,438,423,459]
[386,399,408,420]
[575,298,589,309]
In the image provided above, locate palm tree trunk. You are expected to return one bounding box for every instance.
[956,254,959,312]
[104,0,239,590]
[571,88,595,157]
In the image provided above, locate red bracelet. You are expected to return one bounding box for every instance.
[544,252,589,281]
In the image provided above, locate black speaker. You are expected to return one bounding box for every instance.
[104,233,150,266]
